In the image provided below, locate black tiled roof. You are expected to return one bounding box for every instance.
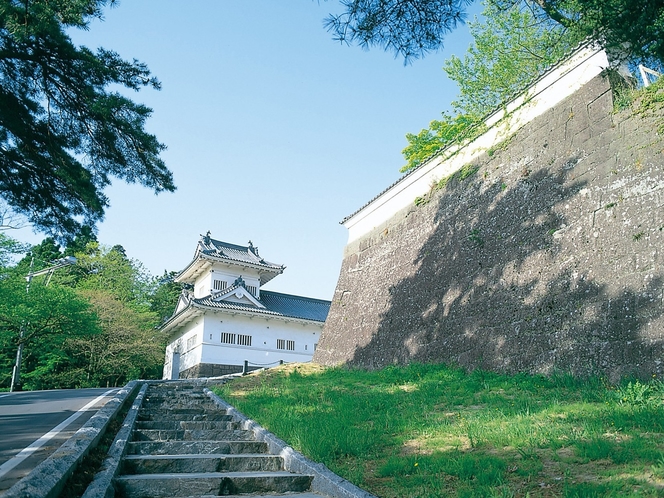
[198,235,284,271]
[259,291,331,322]
[193,290,330,322]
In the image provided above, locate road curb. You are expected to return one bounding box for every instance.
[4,381,139,498]
[80,382,148,498]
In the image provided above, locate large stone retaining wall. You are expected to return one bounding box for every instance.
[314,73,664,381]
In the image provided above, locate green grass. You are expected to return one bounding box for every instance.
[213,364,664,497]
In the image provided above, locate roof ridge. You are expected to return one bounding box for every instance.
[209,238,250,252]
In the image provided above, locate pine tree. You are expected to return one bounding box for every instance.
[0,0,174,239]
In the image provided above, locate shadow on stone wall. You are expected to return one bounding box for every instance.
[348,164,663,381]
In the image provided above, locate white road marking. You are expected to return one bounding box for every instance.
[0,389,116,479]
[0,394,11,399]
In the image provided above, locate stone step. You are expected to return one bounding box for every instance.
[115,471,313,497]
[176,494,325,498]
[143,396,207,402]
[142,398,211,405]
[122,454,283,474]
[144,393,206,398]
[145,391,206,396]
[141,403,214,411]
[135,420,240,431]
[127,440,268,456]
[143,392,208,399]
[148,386,205,392]
[138,411,233,422]
[132,429,255,442]
[142,397,209,405]
[141,406,220,412]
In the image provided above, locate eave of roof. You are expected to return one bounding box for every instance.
[160,289,331,335]
[159,301,202,334]
[175,252,285,285]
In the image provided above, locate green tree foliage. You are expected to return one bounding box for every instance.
[0,277,99,389]
[62,290,165,387]
[325,0,473,62]
[63,225,98,257]
[0,0,175,240]
[149,271,184,325]
[444,2,580,118]
[548,0,664,64]
[70,242,155,306]
[0,237,175,390]
[326,0,664,64]
[401,114,482,172]
[400,1,580,172]
[0,232,29,267]
[23,237,61,268]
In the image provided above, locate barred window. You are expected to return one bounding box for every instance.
[186,334,197,350]
[246,285,257,296]
[286,340,295,351]
[238,334,252,346]
[221,332,236,344]
[276,339,285,350]
[213,279,227,291]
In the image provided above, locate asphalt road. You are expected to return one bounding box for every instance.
[0,387,119,492]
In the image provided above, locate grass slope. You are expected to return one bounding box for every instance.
[214,363,664,497]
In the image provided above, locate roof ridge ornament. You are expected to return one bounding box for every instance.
[233,276,246,288]
[202,230,211,246]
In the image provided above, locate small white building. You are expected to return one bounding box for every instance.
[161,233,331,379]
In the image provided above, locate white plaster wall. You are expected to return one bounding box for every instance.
[162,319,204,379]
[344,45,610,243]
[200,313,321,368]
[194,265,262,298]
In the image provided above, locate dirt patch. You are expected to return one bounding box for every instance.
[251,362,327,377]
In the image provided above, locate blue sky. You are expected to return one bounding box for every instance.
[14,1,478,300]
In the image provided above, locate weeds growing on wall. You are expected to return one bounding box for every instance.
[414,164,480,207]
[215,363,664,498]
[610,69,664,119]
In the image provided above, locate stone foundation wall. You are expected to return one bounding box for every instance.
[314,74,664,381]
[179,363,260,379]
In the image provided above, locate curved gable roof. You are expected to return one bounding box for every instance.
[198,237,284,272]
[193,290,330,322]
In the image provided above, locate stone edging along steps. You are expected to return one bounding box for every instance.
[8,378,376,498]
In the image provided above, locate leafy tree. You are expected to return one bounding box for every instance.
[549,0,664,64]
[63,290,165,387]
[400,1,580,172]
[443,1,580,119]
[325,0,664,64]
[69,242,154,306]
[0,277,99,389]
[24,237,62,268]
[0,232,29,268]
[401,114,482,172]
[0,0,174,241]
[149,270,183,325]
[63,225,98,257]
[325,0,473,61]
[0,234,171,389]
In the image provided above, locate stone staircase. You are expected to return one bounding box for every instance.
[114,382,324,498]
